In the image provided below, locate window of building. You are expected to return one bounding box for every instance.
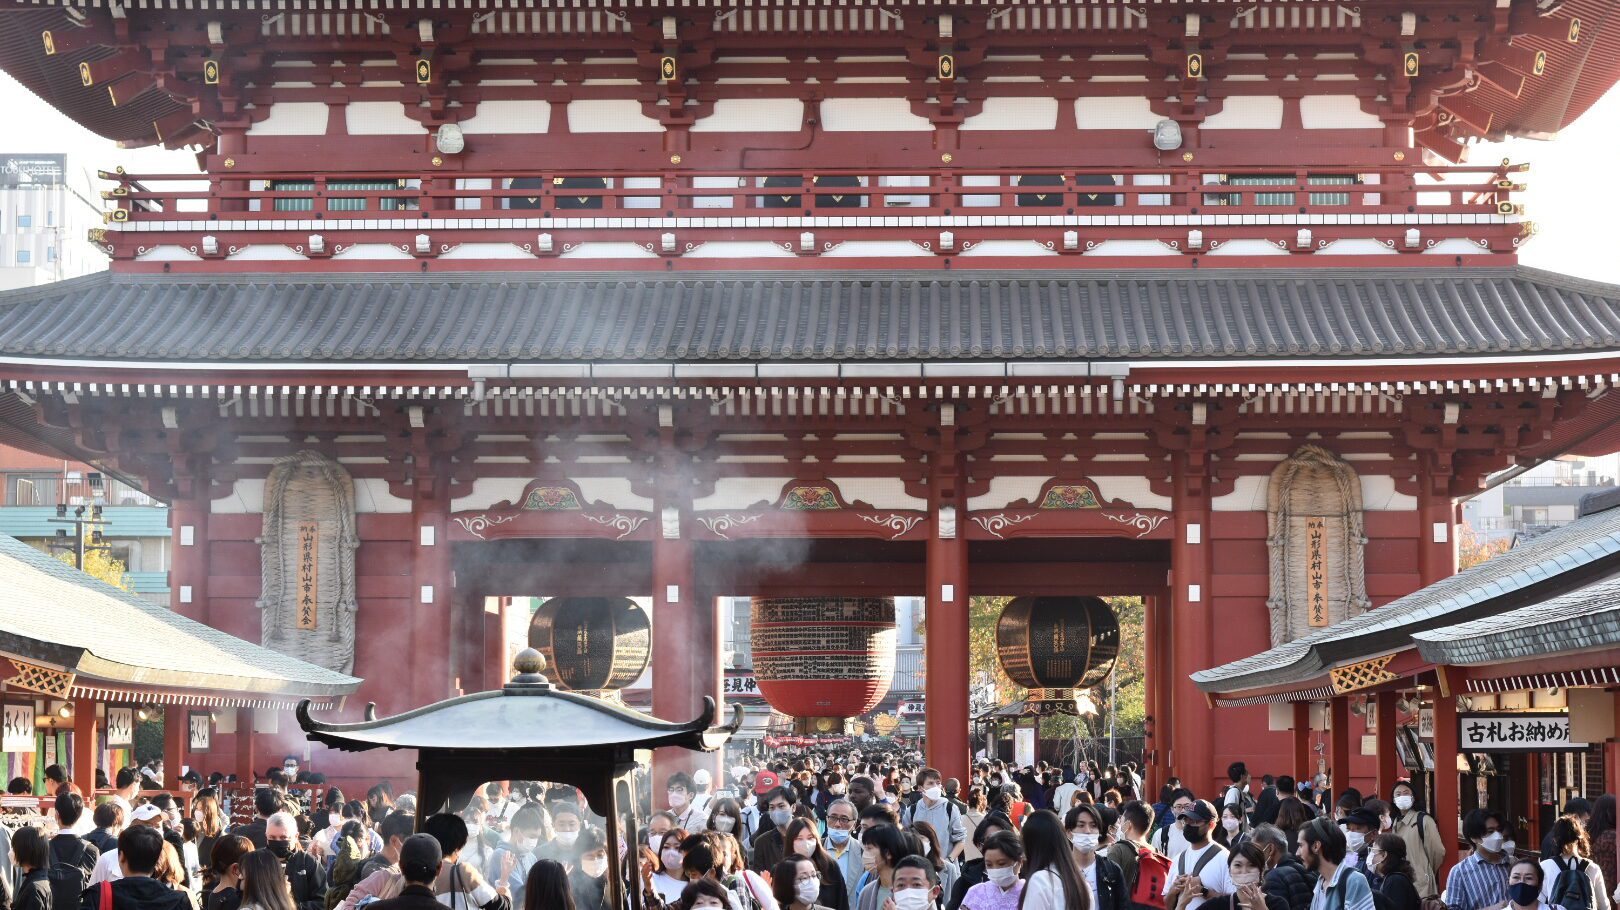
[47,210,55,226]
[16,249,30,265]
[45,247,55,262]
[1211,174,1358,206]
[269,179,415,212]
[17,213,31,228]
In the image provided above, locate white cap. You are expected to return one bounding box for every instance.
[131,804,164,822]
[693,769,712,786]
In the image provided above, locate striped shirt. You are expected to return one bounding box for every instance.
[1445,853,1511,910]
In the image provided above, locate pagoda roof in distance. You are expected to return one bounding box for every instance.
[297,649,741,754]
[4,266,1620,367]
[0,533,359,702]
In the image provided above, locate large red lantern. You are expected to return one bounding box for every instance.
[750,597,896,730]
[996,596,1119,700]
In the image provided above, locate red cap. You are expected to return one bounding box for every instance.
[754,770,781,795]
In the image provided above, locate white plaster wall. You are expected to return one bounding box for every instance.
[1300,95,1382,130]
[460,100,551,134]
[820,98,931,132]
[1076,96,1158,130]
[1091,476,1172,511]
[826,477,926,511]
[968,476,1048,511]
[693,99,804,132]
[694,477,793,511]
[452,477,531,512]
[575,477,655,511]
[1212,475,1268,512]
[962,97,1059,131]
[212,479,266,514]
[345,101,422,135]
[1203,96,1285,130]
[354,478,412,513]
[248,102,330,136]
[567,100,663,133]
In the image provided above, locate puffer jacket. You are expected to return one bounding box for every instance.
[1264,852,1316,910]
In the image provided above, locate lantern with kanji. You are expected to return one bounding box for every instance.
[995,597,1120,700]
[528,597,651,692]
[750,597,896,732]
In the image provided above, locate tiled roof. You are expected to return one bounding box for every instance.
[3,267,1620,364]
[1191,503,1620,693]
[0,534,359,696]
[1411,573,1620,666]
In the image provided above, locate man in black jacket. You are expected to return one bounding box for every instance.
[229,788,283,849]
[85,803,123,855]
[1253,824,1314,910]
[268,812,327,910]
[50,792,100,910]
[79,826,190,910]
[368,836,445,910]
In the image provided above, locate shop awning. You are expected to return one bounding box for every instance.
[1192,489,1620,697]
[0,533,360,708]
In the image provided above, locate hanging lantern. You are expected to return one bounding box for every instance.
[750,597,896,731]
[528,597,651,692]
[996,597,1120,700]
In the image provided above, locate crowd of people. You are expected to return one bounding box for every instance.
[2,752,1618,910]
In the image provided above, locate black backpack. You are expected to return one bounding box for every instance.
[48,836,95,910]
[1332,865,1392,910]
[1550,858,1594,910]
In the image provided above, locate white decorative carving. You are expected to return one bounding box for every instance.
[662,506,682,539]
[698,514,760,540]
[971,513,1035,539]
[581,512,647,540]
[858,513,924,540]
[1104,512,1169,538]
[937,505,957,539]
[453,513,515,540]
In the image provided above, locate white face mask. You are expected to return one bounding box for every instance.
[1231,872,1261,888]
[668,792,688,809]
[1502,840,1517,858]
[1480,832,1505,854]
[554,830,579,847]
[796,877,822,905]
[661,850,684,871]
[1393,795,1414,812]
[894,888,933,910]
[923,786,944,802]
[1223,818,1241,833]
[582,856,608,878]
[794,839,817,858]
[1343,831,1365,852]
[919,839,931,857]
[986,867,1019,889]
[1071,832,1099,853]
[712,816,736,833]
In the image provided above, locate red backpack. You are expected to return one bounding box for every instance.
[1130,846,1173,910]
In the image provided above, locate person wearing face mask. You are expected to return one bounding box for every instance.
[960,831,1024,910]
[688,771,716,827]
[1444,810,1512,910]
[1504,860,1550,910]
[905,769,967,859]
[1250,824,1312,910]
[774,856,837,910]
[749,787,800,873]
[784,819,850,910]
[948,814,1013,910]
[675,877,732,910]
[565,828,612,910]
[1163,801,1234,910]
[707,798,748,852]
[1216,806,1251,853]
[1156,790,1199,861]
[1066,803,1128,910]
[1366,834,1420,910]
[485,804,544,894]
[1020,810,1090,910]
[1188,844,1288,910]
[669,774,704,833]
[882,857,943,910]
[852,825,908,910]
[263,812,327,910]
[1297,818,1373,910]
[1338,809,1382,872]
[823,799,863,898]
[1388,782,1444,902]
[647,829,692,905]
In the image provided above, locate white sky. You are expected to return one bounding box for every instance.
[3,74,1619,282]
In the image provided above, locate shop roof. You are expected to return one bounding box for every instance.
[3,267,1620,366]
[0,533,360,700]
[1192,492,1620,695]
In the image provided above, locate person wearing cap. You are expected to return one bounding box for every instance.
[366,835,446,910]
[687,769,715,827]
[1339,809,1382,871]
[1162,800,1235,910]
[90,802,168,885]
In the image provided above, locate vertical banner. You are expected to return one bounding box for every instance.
[189,713,211,753]
[297,522,319,630]
[1307,516,1329,627]
[1014,724,1036,768]
[2,704,34,753]
[107,707,133,746]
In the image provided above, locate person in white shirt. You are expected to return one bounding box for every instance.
[1020,809,1090,910]
[1053,776,1080,814]
[1157,790,1197,860]
[1539,817,1611,910]
[90,803,168,885]
[1164,801,1235,910]
[687,769,716,826]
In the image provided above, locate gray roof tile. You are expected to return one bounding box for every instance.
[2,266,1619,364]
[1411,573,1620,665]
[0,534,359,696]
[1192,503,1620,693]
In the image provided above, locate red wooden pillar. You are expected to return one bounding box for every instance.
[925,438,970,784]
[1418,488,1458,584]
[1432,681,1460,882]
[1293,701,1313,781]
[170,490,209,624]
[1142,593,1160,793]
[1375,691,1400,794]
[1170,457,1213,794]
[164,706,187,780]
[72,698,98,796]
[234,707,257,784]
[651,506,708,788]
[1329,696,1351,800]
[411,484,453,707]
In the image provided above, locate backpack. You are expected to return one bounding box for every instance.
[1332,866,1392,910]
[48,836,94,910]
[1130,847,1174,910]
[1550,858,1594,910]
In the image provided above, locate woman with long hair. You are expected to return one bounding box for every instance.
[1389,779,1446,900]
[1539,815,1611,910]
[1214,805,1249,852]
[1589,796,1617,899]
[786,818,850,910]
[1366,834,1420,910]
[1065,804,1125,910]
[914,820,961,901]
[856,824,914,910]
[1274,800,1315,855]
[773,856,835,910]
[705,798,747,844]
[522,860,576,910]
[647,827,691,905]
[1020,809,1089,910]
[239,850,298,910]
[206,835,255,910]
[193,791,227,881]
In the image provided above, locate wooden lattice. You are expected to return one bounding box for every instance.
[8,659,75,697]
[1329,655,1396,694]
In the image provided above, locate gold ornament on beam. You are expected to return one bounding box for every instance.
[42,30,55,55]
[1532,51,1547,76]
[415,58,432,84]
[660,56,678,83]
[1186,53,1203,80]
[1568,18,1581,43]
[1403,52,1420,78]
[204,59,221,85]
[938,54,955,81]
[79,61,93,86]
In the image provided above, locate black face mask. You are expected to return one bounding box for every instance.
[267,841,293,859]
[1183,825,1208,845]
